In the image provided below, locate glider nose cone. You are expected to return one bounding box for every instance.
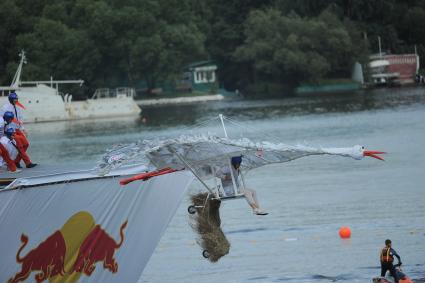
[363,150,386,161]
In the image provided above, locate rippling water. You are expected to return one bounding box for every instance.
[26,87,425,282]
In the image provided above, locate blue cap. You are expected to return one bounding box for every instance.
[231,156,242,165]
[8,92,18,101]
[3,111,15,123]
[3,111,14,122]
[5,127,15,137]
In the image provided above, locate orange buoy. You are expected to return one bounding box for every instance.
[339,226,351,238]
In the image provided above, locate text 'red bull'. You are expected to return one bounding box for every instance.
[72,221,128,276]
[8,231,66,283]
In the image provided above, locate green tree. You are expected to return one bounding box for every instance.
[194,0,272,90]
[2,0,425,97]
[16,18,100,93]
[234,8,364,90]
[0,0,25,84]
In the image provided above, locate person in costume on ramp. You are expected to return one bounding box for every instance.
[1,111,35,168]
[0,128,36,169]
[0,112,19,172]
[1,92,30,167]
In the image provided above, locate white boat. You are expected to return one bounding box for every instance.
[0,51,141,123]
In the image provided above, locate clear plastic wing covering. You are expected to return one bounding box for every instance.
[96,134,364,179]
[96,142,153,176]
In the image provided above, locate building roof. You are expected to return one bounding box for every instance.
[186,60,216,70]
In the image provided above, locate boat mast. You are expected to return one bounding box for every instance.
[11,50,26,88]
[10,50,84,92]
[219,114,228,138]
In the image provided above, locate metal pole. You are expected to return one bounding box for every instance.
[239,170,247,194]
[211,166,220,196]
[169,147,215,195]
[219,114,228,138]
[228,158,238,196]
[378,36,382,58]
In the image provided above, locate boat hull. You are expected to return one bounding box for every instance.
[0,85,141,123]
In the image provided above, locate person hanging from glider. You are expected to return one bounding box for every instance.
[215,155,268,215]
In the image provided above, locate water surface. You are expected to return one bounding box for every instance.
[25,87,425,282]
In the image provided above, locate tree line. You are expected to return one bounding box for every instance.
[1,0,424,97]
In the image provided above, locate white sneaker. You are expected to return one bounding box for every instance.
[10,169,22,174]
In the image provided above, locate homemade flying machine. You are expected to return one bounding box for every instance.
[107,114,386,213]
[93,113,388,261]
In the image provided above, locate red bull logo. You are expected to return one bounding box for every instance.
[8,232,66,283]
[72,222,127,276]
[8,211,128,283]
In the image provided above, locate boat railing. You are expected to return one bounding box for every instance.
[20,80,84,87]
[92,87,135,99]
[0,87,19,97]
[17,79,84,96]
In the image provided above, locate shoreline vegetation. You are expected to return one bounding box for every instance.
[1,1,424,98]
[136,94,224,106]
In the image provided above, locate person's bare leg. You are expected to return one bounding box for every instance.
[245,188,267,215]
[243,189,258,210]
[251,189,260,208]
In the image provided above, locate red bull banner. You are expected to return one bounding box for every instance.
[0,171,193,283]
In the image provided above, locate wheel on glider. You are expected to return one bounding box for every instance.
[188,205,196,214]
[202,250,210,259]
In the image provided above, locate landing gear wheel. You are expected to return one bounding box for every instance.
[188,205,196,214]
[202,250,210,259]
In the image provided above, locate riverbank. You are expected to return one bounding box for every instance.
[136,94,225,106]
[295,79,362,94]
